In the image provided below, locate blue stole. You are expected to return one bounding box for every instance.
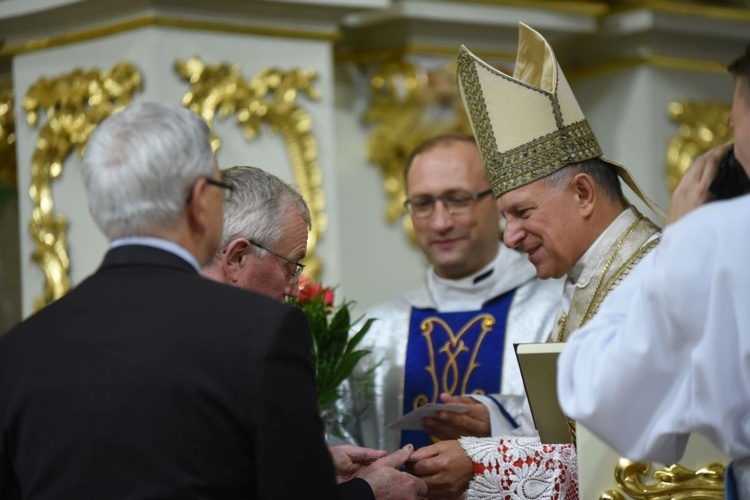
[399,290,515,449]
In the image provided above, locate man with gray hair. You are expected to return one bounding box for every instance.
[202,165,311,301]
[0,102,361,498]
[202,165,428,500]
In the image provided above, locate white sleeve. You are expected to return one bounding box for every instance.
[470,394,521,436]
[558,205,750,463]
[557,238,692,464]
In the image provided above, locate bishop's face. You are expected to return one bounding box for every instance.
[498,178,586,280]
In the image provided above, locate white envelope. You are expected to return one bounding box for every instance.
[387,404,469,430]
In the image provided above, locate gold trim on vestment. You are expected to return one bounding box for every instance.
[415,313,496,409]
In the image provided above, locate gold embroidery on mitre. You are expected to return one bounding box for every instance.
[414,314,495,409]
[457,43,603,198]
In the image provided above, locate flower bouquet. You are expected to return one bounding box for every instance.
[289,276,375,413]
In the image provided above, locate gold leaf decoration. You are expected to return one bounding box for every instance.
[175,57,326,279]
[23,63,143,311]
[599,458,724,499]
[666,100,731,193]
[0,78,16,207]
[362,56,472,242]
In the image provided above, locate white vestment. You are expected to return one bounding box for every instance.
[345,243,563,452]
[558,194,750,465]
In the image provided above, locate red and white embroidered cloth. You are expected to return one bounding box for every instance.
[459,436,578,500]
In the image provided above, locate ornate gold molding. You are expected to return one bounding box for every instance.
[567,55,729,81]
[175,57,326,279]
[439,0,610,15]
[0,78,16,207]
[666,99,732,193]
[23,63,143,311]
[363,56,474,241]
[613,0,750,22]
[601,458,725,499]
[0,15,339,57]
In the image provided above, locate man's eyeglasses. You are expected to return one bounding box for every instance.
[186,177,234,204]
[404,188,493,219]
[249,240,305,284]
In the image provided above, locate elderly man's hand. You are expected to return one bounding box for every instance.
[408,440,473,499]
[667,142,732,225]
[329,445,387,483]
[354,444,429,500]
[422,393,490,440]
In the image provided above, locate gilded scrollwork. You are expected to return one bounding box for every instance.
[414,313,495,407]
[0,78,16,208]
[362,56,473,242]
[666,100,731,193]
[600,458,725,499]
[175,57,326,279]
[23,62,143,311]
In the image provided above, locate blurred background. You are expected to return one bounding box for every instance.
[0,0,747,333]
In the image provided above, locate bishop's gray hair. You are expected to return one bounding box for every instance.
[219,166,311,253]
[541,157,624,203]
[81,101,215,240]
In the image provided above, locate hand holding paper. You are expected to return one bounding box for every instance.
[387,404,468,431]
[422,393,491,439]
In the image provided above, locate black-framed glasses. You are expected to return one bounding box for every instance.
[249,240,305,284]
[404,188,493,218]
[185,177,234,204]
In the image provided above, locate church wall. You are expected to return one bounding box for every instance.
[12,26,342,317]
[573,64,734,216]
[333,62,427,315]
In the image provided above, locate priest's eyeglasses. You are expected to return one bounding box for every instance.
[249,240,306,284]
[404,189,494,218]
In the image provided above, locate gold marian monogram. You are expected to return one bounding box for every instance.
[413,314,496,409]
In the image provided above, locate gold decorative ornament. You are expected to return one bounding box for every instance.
[666,99,732,193]
[175,57,326,279]
[0,78,16,202]
[600,458,725,499]
[23,62,143,311]
[414,313,495,407]
[362,55,472,241]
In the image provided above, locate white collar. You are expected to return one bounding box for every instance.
[567,207,637,288]
[405,243,537,312]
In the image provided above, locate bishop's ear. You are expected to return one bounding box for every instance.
[572,173,596,218]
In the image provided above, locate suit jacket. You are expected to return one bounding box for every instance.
[0,245,364,499]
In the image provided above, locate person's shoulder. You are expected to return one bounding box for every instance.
[366,278,429,317]
[668,194,750,239]
[362,294,410,319]
[198,277,298,319]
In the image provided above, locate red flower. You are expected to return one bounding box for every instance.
[287,275,375,415]
[297,275,335,307]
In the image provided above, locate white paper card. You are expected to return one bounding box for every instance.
[387,404,468,430]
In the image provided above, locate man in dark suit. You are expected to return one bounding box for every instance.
[0,102,416,499]
[202,165,428,499]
